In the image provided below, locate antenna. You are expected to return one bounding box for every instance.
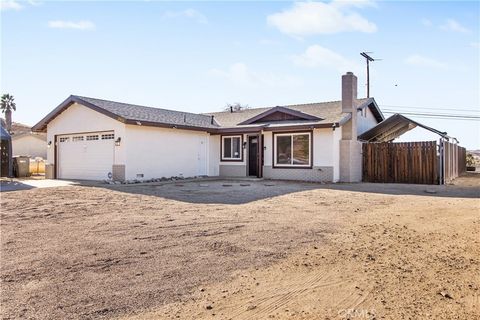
[360,52,381,98]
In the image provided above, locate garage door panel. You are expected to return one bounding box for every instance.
[58,132,114,180]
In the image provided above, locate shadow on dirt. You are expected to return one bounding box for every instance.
[93,173,480,205]
[102,179,315,205]
[0,180,36,192]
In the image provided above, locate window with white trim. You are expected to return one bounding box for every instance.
[86,135,99,141]
[101,133,115,140]
[72,136,84,142]
[221,135,242,160]
[274,132,311,167]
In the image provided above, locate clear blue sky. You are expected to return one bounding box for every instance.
[1,0,479,149]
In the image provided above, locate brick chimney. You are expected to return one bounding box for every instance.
[341,72,358,141]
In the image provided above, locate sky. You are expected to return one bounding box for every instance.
[1,0,479,149]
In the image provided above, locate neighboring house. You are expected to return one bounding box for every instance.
[10,122,32,135]
[0,119,47,158]
[32,72,384,182]
[0,119,32,135]
[11,132,47,158]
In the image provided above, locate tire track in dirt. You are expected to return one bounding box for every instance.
[128,249,373,320]
[228,270,334,319]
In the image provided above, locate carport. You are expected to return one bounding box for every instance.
[358,113,466,185]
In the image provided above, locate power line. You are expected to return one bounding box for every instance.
[382,114,479,121]
[382,110,480,119]
[382,111,480,118]
[387,116,478,121]
[379,104,480,113]
[382,111,480,121]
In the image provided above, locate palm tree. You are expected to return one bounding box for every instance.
[1,94,16,133]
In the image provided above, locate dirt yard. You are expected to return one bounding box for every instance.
[1,175,479,320]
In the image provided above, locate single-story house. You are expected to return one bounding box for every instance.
[11,131,47,159]
[32,72,384,182]
[0,119,47,159]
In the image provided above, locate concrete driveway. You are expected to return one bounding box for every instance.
[0,179,78,192]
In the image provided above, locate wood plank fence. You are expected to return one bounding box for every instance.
[362,141,438,184]
[442,141,466,184]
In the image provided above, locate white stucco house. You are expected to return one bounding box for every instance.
[32,72,384,182]
[11,132,47,159]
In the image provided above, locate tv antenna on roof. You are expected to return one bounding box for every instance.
[360,52,381,98]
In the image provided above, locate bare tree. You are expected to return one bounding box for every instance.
[224,102,249,112]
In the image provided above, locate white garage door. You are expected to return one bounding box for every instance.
[57,132,115,180]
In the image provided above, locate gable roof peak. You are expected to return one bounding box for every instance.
[32,95,219,132]
[238,105,323,125]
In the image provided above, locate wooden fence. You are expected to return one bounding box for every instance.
[363,141,438,184]
[442,141,466,184]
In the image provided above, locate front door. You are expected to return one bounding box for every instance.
[248,136,259,177]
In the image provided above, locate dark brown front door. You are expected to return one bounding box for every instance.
[248,136,259,177]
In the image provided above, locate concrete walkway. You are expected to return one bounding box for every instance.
[0,179,78,192]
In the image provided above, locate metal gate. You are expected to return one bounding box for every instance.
[440,140,466,184]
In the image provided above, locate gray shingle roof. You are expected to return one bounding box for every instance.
[33,95,381,133]
[204,98,372,128]
[75,96,219,129]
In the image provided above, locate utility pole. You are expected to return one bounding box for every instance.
[360,52,380,98]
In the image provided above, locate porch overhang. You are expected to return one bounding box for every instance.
[210,116,349,135]
[210,123,337,135]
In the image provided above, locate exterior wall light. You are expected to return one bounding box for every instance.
[243,141,247,149]
[47,141,52,148]
[115,137,121,146]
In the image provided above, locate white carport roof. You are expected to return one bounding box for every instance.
[358,113,456,143]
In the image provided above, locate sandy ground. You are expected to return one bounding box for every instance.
[1,175,479,320]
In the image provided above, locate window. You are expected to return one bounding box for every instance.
[59,137,69,143]
[274,132,311,167]
[72,136,84,142]
[86,135,99,141]
[101,133,115,140]
[221,135,242,160]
